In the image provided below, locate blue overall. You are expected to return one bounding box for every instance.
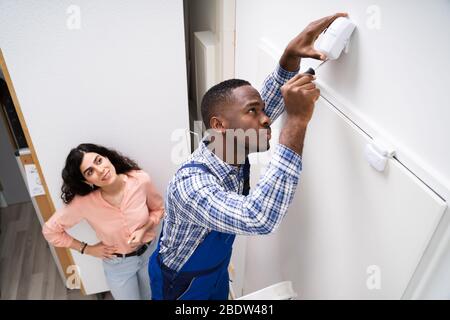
[148,160,250,300]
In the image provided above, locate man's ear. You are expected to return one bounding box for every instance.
[210,116,226,133]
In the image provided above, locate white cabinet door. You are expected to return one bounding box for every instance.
[244,97,446,299]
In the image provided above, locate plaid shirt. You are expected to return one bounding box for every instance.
[161,65,302,271]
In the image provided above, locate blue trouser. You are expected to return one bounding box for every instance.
[149,230,235,300]
[149,160,240,300]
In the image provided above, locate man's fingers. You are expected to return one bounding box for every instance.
[300,83,316,91]
[290,73,315,87]
[305,88,321,101]
[285,72,308,85]
[310,12,349,35]
[317,12,348,29]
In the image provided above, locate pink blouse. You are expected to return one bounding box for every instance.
[42,170,165,254]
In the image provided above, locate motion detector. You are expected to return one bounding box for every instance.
[315,17,356,60]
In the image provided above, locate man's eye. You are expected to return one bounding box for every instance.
[97,157,102,164]
[249,108,256,114]
[87,170,92,176]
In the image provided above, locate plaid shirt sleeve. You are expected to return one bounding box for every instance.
[261,64,299,123]
[172,144,302,235]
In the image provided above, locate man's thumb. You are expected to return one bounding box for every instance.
[307,49,327,61]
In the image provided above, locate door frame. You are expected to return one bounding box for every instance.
[0,48,86,295]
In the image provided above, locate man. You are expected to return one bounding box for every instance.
[149,13,348,300]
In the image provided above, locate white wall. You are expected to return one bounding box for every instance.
[235,0,450,299]
[0,0,189,294]
[236,0,450,199]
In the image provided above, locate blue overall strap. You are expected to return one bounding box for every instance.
[242,157,250,196]
[180,162,211,173]
[181,159,250,196]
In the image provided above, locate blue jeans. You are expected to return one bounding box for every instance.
[102,243,154,300]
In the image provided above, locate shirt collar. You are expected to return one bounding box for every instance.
[197,140,241,180]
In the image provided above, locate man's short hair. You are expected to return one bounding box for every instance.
[200,79,251,128]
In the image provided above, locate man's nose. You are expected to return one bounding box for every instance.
[260,113,271,127]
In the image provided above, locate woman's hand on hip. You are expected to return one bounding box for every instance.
[84,242,118,259]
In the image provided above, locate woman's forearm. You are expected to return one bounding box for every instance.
[68,238,87,253]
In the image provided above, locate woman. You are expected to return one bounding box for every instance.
[42,143,164,300]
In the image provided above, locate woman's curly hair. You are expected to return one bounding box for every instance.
[61,143,141,204]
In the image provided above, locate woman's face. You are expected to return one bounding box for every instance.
[79,152,118,188]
